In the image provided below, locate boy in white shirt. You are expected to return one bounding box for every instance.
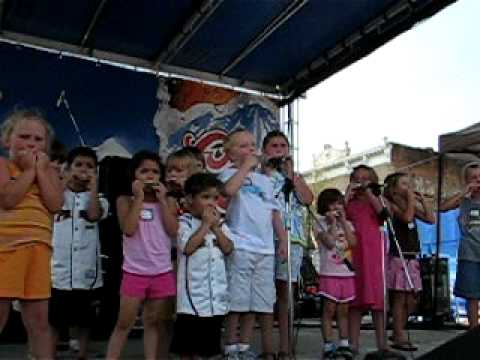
[170,172,233,359]
[49,147,109,359]
[220,129,287,359]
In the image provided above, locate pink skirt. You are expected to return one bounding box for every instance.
[387,256,422,292]
[318,276,356,303]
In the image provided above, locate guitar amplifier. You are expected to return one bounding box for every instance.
[418,256,451,321]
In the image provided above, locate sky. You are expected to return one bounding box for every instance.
[298,0,479,172]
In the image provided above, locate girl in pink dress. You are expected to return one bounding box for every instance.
[345,165,388,354]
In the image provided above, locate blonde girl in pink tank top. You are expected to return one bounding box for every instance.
[106,151,178,360]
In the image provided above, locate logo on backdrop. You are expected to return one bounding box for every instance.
[153,79,279,173]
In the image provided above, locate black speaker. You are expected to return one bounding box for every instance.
[418,326,480,360]
[418,256,451,322]
[92,156,131,339]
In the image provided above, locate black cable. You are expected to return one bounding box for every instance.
[185,256,199,317]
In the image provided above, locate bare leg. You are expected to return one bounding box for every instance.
[143,299,169,360]
[156,297,174,360]
[259,313,274,355]
[226,312,241,345]
[50,326,59,358]
[348,308,362,352]
[336,303,349,340]
[21,299,53,360]
[77,327,90,359]
[391,291,407,343]
[276,280,297,355]
[239,313,256,345]
[467,299,479,330]
[372,310,387,350]
[0,300,11,333]
[157,319,173,359]
[322,299,336,343]
[106,296,142,360]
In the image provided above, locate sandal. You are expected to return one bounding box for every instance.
[391,342,418,352]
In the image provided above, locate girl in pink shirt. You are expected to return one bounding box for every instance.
[106,151,178,360]
[315,188,356,359]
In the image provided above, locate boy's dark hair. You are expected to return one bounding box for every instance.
[349,164,379,184]
[317,188,344,215]
[262,130,289,149]
[130,150,164,182]
[50,139,68,164]
[184,173,223,197]
[67,146,98,167]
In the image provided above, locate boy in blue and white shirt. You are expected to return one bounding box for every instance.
[50,147,109,359]
[220,129,287,359]
[170,172,234,359]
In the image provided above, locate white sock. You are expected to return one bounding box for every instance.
[238,343,250,352]
[339,338,350,347]
[224,344,239,353]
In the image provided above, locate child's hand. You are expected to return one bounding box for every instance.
[132,180,144,200]
[326,210,337,223]
[17,150,36,171]
[86,170,97,192]
[278,240,288,260]
[281,157,294,179]
[35,152,50,172]
[166,175,187,188]
[242,155,259,171]
[336,207,347,222]
[154,182,168,201]
[465,182,480,198]
[202,206,219,228]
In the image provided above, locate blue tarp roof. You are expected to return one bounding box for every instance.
[0,0,456,103]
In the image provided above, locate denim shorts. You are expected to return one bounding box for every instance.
[454,260,480,299]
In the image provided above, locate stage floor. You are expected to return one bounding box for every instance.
[0,325,465,359]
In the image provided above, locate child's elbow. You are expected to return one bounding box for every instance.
[48,200,64,213]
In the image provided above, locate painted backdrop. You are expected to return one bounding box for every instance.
[0,42,279,172]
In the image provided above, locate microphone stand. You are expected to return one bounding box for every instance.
[57,91,86,146]
[282,176,296,359]
[365,195,409,360]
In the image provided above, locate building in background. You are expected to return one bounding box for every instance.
[303,139,469,201]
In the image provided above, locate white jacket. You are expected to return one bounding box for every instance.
[176,213,232,317]
[51,189,109,290]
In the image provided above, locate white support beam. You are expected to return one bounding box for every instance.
[154,0,224,66]
[220,0,308,76]
[0,30,285,100]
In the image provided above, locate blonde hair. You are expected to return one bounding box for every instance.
[1,108,54,153]
[223,128,250,153]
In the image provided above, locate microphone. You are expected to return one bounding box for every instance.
[56,90,65,108]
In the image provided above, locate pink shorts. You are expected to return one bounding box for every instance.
[318,276,355,303]
[387,256,422,292]
[120,271,176,299]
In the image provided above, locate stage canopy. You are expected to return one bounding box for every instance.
[439,122,480,154]
[0,0,457,104]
